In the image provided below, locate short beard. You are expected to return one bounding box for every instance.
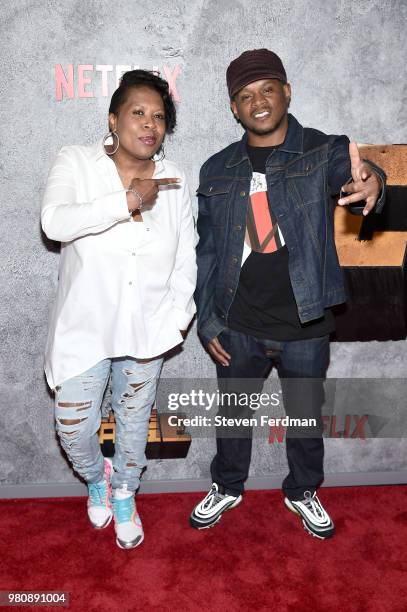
[240,111,287,137]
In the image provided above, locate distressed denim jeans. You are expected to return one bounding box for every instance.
[54,356,163,491]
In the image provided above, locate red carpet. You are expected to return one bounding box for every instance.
[1,485,407,611]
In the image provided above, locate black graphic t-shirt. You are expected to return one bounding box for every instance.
[228,144,335,341]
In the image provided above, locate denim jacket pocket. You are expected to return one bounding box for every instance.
[197,181,232,197]
[288,164,327,207]
[285,152,327,206]
[197,180,233,227]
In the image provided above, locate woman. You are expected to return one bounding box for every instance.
[42,70,197,549]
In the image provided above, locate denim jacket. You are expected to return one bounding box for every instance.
[195,114,386,346]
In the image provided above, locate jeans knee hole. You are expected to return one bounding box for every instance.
[57,401,92,409]
[129,381,146,391]
[58,417,87,426]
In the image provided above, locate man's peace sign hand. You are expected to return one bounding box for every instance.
[337,142,381,216]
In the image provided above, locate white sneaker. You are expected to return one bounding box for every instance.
[190,483,242,529]
[112,486,144,549]
[87,458,113,529]
[285,490,335,539]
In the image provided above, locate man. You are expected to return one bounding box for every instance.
[190,49,385,539]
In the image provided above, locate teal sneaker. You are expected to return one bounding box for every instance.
[87,458,113,529]
[112,487,144,549]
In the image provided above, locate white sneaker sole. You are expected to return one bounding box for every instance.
[90,512,113,530]
[116,532,144,549]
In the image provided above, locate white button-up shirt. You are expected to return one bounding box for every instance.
[41,140,197,389]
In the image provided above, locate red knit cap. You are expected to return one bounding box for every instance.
[226,49,287,97]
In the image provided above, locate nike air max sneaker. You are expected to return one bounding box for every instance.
[284,490,335,539]
[190,483,242,529]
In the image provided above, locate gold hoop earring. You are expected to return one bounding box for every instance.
[103,131,119,155]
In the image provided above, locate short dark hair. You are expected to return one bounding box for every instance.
[109,70,176,134]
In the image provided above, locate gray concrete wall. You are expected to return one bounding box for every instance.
[1,0,407,493]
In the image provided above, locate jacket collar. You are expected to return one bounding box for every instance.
[225,113,304,168]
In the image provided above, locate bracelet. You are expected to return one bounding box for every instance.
[126,187,144,211]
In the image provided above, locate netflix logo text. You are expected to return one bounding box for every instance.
[268,415,370,444]
[54,64,182,102]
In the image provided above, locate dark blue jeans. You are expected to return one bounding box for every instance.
[211,328,330,501]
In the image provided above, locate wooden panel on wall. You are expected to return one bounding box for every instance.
[99,409,191,460]
[333,145,407,341]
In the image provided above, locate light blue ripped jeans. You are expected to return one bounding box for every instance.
[54,357,163,491]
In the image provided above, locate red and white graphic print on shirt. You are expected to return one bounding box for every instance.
[241,172,285,266]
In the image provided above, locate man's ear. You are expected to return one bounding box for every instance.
[283,83,291,107]
[230,100,239,122]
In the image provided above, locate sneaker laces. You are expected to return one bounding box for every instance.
[88,480,108,506]
[202,485,226,510]
[113,495,135,524]
[301,490,324,519]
